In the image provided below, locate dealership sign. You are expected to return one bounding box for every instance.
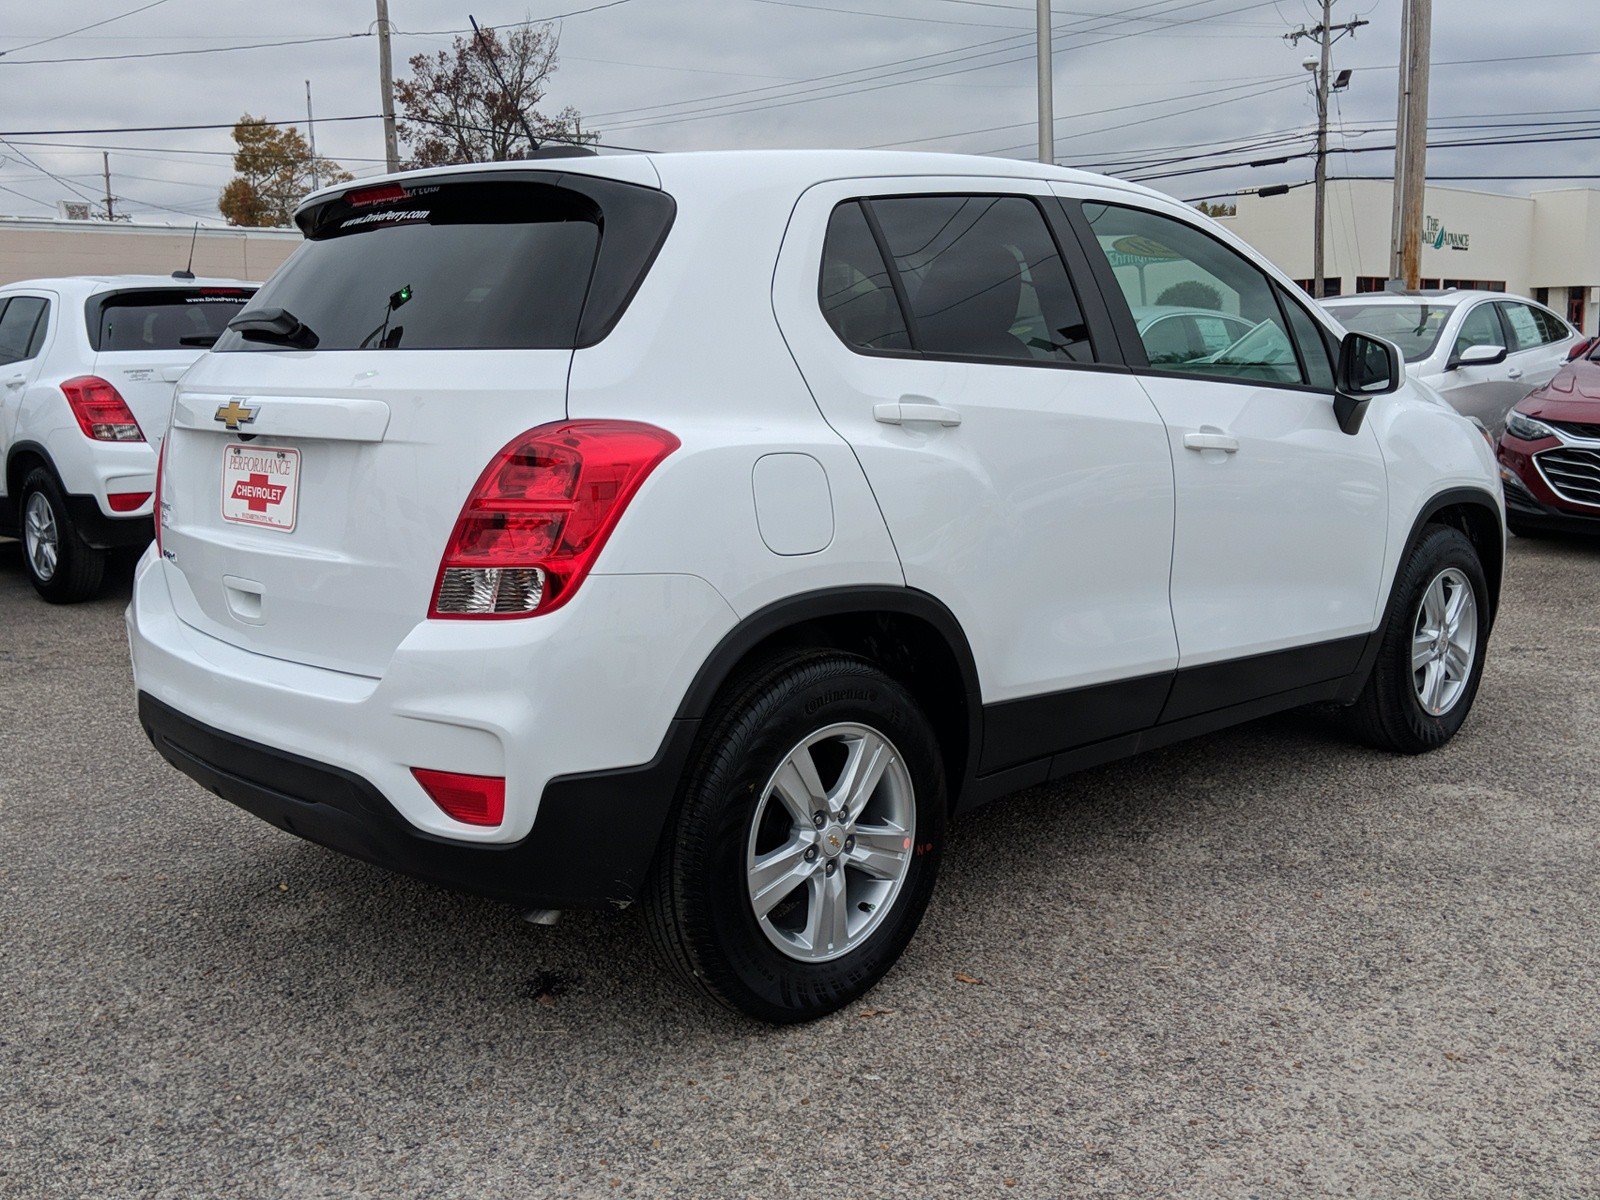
[1424,215,1470,252]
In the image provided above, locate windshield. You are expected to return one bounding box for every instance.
[215,179,602,352]
[89,288,255,351]
[1325,302,1453,362]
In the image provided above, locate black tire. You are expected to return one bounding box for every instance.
[18,468,105,604]
[645,651,947,1023]
[1349,524,1490,753]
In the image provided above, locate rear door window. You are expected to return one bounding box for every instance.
[0,296,48,365]
[218,179,606,352]
[90,289,253,351]
[1496,302,1544,353]
[867,195,1095,365]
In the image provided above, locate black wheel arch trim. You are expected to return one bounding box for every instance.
[1336,484,1504,705]
[671,584,986,800]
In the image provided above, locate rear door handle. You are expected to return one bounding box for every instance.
[1183,429,1239,453]
[3,373,24,390]
[874,397,962,427]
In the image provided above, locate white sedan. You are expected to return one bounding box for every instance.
[1322,290,1582,431]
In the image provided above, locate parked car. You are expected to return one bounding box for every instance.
[129,152,1503,1023]
[1131,305,1255,365]
[0,274,257,601]
[1322,290,1581,431]
[1497,339,1600,536]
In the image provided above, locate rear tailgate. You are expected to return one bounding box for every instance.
[88,286,255,436]
[160,351,573,677]
[157,170,673,679]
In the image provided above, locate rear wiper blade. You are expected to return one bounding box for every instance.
[227,307,319,349]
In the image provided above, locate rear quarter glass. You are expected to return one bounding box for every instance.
[215,173,675,353]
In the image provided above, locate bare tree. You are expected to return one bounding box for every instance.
[395,21,593,167]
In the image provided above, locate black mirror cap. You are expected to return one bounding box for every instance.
[1333,332,1401,435]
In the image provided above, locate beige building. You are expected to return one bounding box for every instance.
[0,217,301,288]
[1219,180,1600,335]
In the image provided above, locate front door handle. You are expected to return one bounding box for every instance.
[1183,429,1239,453]
[1507,366,1523,380]
[874,396,962,427]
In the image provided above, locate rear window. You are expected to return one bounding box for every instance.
[214,175,673,353]
[89,288,254,352]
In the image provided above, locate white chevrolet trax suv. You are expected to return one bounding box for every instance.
[128,152,1503,1023]
[1,275,256,601]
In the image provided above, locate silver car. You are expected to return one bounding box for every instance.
[1322,290,1581,430]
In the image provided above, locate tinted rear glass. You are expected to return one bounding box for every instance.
[216,180,601,352]
[90,289,254,352]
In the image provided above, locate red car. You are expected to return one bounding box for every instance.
[1498,341,1600,536]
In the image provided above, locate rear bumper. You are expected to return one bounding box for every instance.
[127,550,739,907]
[138,692,697,909]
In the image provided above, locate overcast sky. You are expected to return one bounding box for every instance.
[0,0,1595,225]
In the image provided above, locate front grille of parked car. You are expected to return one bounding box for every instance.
[1536,447,1600,508]
[1548,419,1600,440]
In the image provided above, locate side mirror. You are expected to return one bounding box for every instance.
[1333,331,1402,435]
[1447,343,1507,370]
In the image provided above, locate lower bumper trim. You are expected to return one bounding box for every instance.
[138,692,694,909]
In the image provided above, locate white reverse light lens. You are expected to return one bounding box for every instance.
[434,567,545,615]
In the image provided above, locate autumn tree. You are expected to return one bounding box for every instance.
[395,21,593,167]
[1195,200,1237,217]
[218,116,353,228]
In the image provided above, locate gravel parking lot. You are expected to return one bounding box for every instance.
[2,536,1597,1199]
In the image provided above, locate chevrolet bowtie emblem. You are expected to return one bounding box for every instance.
[214,399,257,431]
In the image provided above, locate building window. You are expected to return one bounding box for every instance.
[1533,288,1550,305]
[1567,288,1587,334]
[1355,276,1388,293]
[1292,277,1342,297]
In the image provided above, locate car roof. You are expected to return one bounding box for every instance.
[298,148,1173,213]
[1323,290,1529,308]
[0,274,258,296]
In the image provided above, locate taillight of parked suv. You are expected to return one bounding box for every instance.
[61,375,144,442]
[430,420,680,619]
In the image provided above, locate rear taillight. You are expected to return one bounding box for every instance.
[430,420,679,619]
[411,768,505,826]
[61,376,144,442]
[153,435,168,553]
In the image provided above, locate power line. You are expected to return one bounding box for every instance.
[0,0,175,58]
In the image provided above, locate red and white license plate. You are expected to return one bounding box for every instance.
[220,443,300,533]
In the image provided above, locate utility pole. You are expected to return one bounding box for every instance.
[1287,4,1367,298]
[1393,0,1432,289]
[306,80,320,192]
[1035,0,1053,165]
[101,152,115,222]
[375,0,400,173]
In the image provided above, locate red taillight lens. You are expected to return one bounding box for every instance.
[107,491,151,513]
[411,767,505,826]
[347,183,409,207]
[153,434,168,553]
[61,375,143,442]
[430,420,679,619]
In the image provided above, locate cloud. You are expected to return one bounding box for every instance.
[0,0,1594,222]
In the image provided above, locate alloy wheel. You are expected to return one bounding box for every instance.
[23,491,59,583]
[1411,567,1478,717]
[745,722,916,963]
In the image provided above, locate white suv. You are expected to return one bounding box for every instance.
[1,275,256,601]
[128,152,1503,1023]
